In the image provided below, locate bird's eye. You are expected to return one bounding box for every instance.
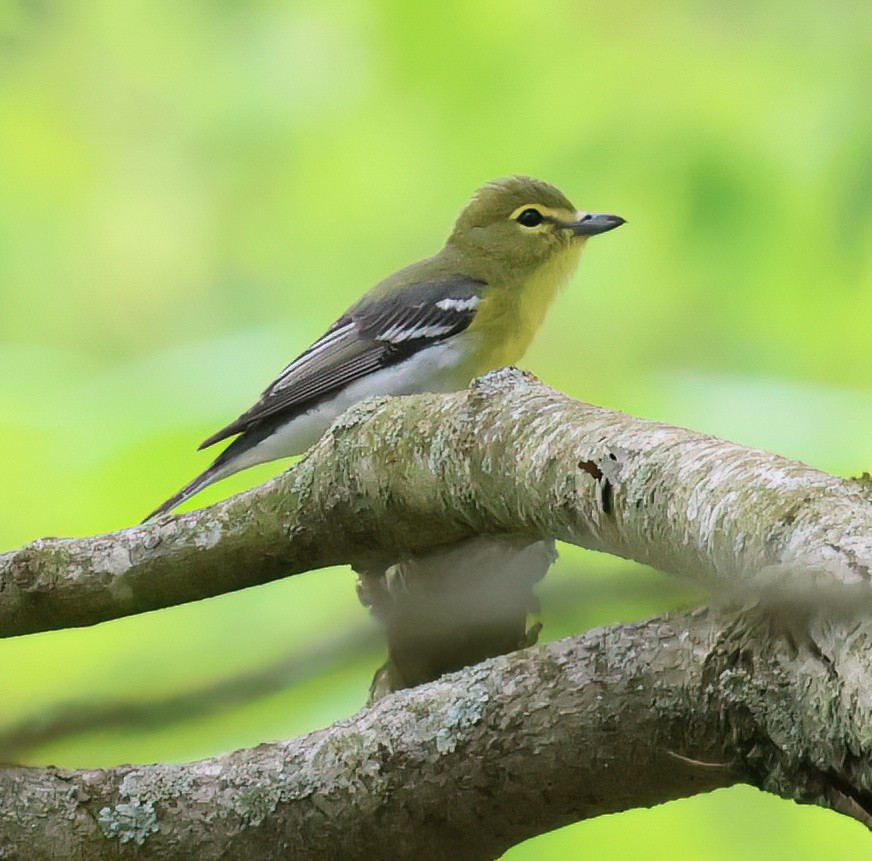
[516,208,544,227]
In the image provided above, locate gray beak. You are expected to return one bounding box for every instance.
[569,212,626,236]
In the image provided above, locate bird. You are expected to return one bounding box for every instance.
[145,176,624,520]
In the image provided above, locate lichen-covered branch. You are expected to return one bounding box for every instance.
[1,368,870,638]
[1,607,870,860]
[2,369,870,855]
[0,570,689,761]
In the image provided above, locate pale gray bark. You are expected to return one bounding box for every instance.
[0,368,870,857]
[0,569,683,761]
[1,369,869,638]
[3,607,871,861]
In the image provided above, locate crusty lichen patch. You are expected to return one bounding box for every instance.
[97,799,159,845]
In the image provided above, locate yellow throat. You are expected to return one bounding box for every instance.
[468,242,584,371]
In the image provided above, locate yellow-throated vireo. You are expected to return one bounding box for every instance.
[146,176,624,519]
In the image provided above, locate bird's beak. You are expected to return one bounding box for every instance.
[568,212,626,236]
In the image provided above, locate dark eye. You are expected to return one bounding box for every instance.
[516,208,543,227]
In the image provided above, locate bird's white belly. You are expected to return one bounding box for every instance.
[224,336,478,474]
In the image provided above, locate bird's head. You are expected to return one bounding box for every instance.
[447,176,624,279]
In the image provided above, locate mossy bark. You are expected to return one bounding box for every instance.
[1,610,870,859]
[1,369,870,856]
[1,369,869,638]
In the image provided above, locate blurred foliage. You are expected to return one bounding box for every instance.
[0,0,870,857]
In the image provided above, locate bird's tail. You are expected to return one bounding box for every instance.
[142,463,228,523]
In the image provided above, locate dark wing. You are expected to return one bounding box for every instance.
[198,277,485,449]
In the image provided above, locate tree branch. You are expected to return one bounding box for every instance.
[1,607,870,860]
[2,369,869,638]
[0,569,690,761]
[2,369,870,855]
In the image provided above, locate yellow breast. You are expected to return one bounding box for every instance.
[468,244,583,370]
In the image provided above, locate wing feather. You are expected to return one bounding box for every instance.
[198,277,484,449]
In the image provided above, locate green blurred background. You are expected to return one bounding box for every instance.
[1,0,871,856]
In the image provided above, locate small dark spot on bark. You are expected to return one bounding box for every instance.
[578,460,603,480]
[600,478,613,515]
[580,458,617,515]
